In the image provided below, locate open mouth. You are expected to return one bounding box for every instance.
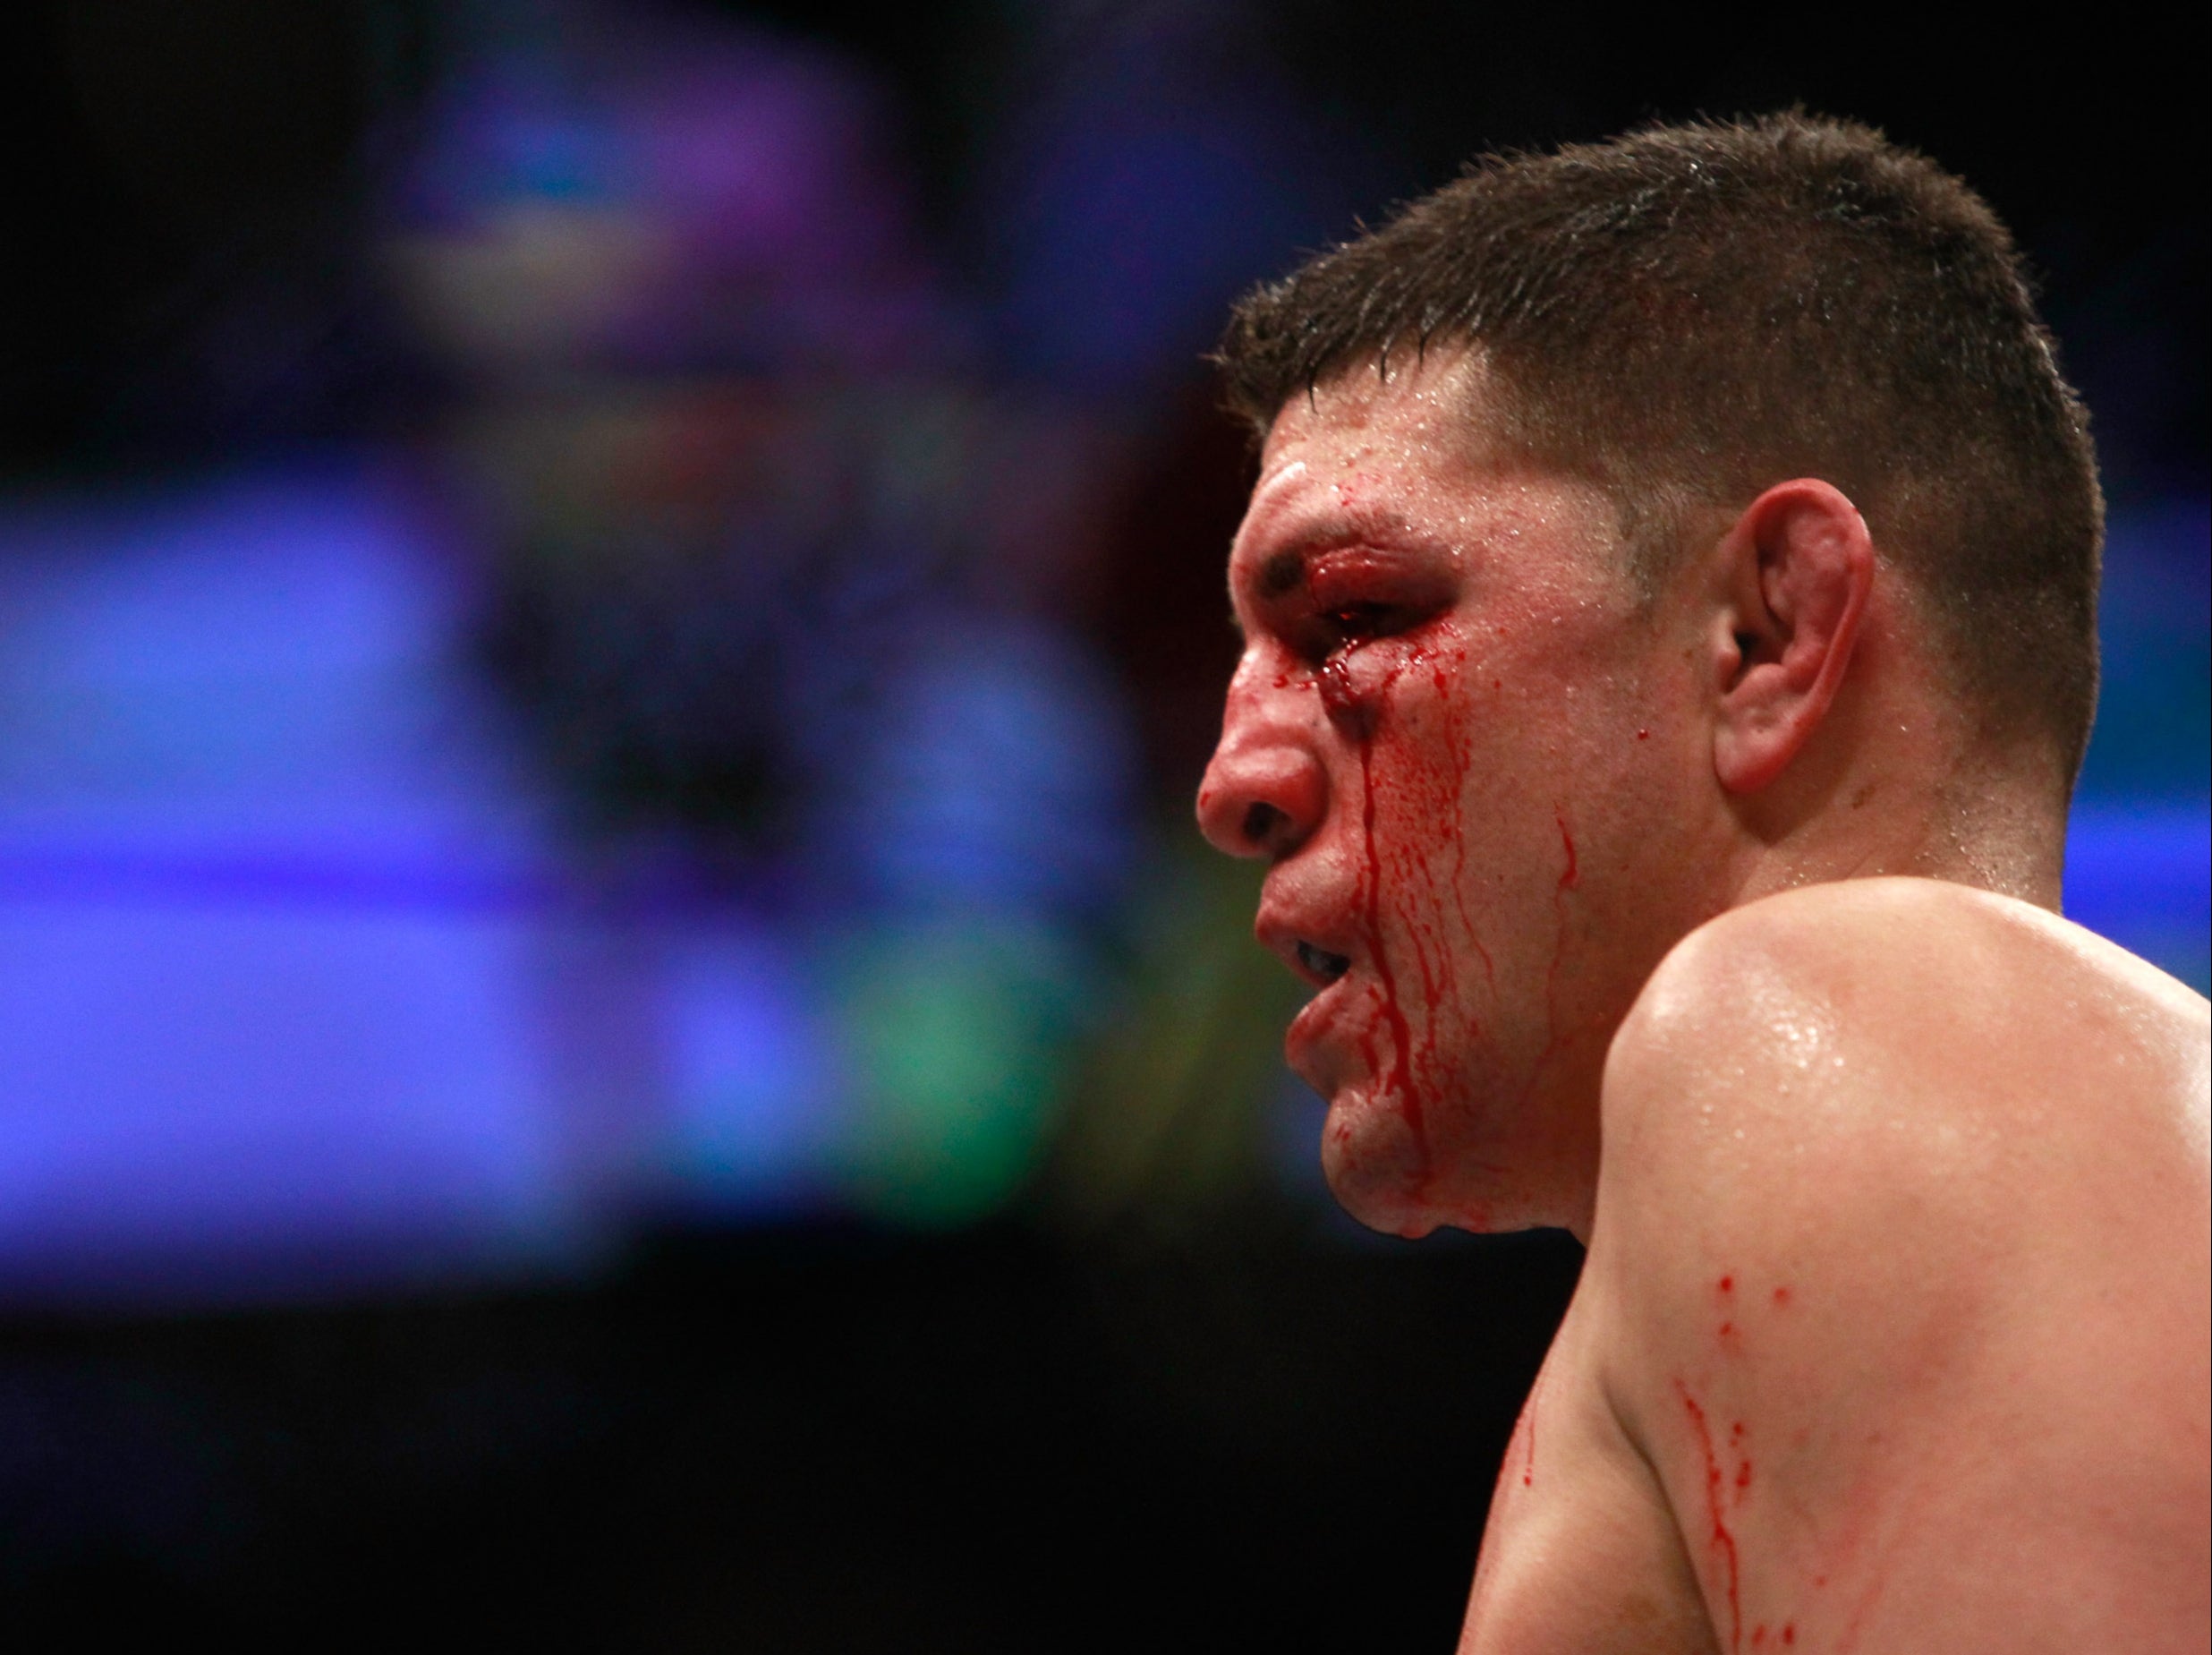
[1297,940,1352,984]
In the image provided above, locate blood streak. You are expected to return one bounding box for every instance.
[1321,631,1504,1194]
[1434,644,1493,998]
[1518,1370,1544,1489]
[1677,1382,1744,1653]
[1398,643,1480,1149]
[1522,811,1581,1089]
[1324,653,1427,1162]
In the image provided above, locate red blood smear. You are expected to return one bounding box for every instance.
[1752,1630,1767,1649]
[1323,638,1507,1198]
[1719,1275,1735,1294]
[1326,654,1427,1163]
[1773,1287,1791,1307]
[1781,1628,1795,1646]
[1399,644,1476,1167]
[1677,1382,1744,1654]
[1318,655,1357,720]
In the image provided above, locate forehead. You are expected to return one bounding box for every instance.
[1250,353,1493,515]
[1229,353,1616,607]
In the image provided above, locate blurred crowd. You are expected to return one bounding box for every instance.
[0,2,1366,1297]
[0,0,2202,1301]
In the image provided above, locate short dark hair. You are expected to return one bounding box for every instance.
[1216,113,2103,786]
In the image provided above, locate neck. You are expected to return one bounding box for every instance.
[1731,773,2065,911]
[1723,642,2070,911]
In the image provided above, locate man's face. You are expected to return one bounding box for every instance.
[1198,354,1723,1237]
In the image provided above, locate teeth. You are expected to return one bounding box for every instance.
[1297,940,1351,983]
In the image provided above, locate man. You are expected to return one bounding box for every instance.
[1196,115,2208,1652]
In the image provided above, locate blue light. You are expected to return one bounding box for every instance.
[2064,803,2211,992]
[0,469,587,1302]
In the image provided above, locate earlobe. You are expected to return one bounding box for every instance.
[1709,481,1874,796]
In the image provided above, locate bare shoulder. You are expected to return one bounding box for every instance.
[1604,875,2209,1193]
[1593,874,2209,1395]
[1581,877,2210,1652]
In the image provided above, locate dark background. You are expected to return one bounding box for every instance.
[0,4,2203,1651]
[6,5,2203,494]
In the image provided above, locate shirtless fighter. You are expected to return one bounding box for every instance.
[1195,115,2209,1652]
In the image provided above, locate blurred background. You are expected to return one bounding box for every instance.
[0,2,2201,1648]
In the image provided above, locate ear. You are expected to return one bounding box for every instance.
[1709,480,1875,795]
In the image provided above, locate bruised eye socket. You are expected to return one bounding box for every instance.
[1273,550,1456,662]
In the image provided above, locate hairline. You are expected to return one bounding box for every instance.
[1263,341,1721,609]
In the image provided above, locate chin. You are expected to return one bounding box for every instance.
[1323,1164,1457,1240]
[1319,1090,1521,1238]
[1318,1095,1451,1239]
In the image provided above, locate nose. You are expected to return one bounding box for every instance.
[1196,669,1328,861]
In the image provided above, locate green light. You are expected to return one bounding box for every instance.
[830,918,1086,1227]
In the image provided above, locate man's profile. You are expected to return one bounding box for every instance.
[1195,115,2208,1652]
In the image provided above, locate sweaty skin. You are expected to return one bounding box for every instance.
[1196,354,2212,1653]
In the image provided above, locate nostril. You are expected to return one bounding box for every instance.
[1242,802,1287,848]
[1198,741,1323,860]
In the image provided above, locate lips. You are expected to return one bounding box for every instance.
[1257,892,1359,987]
[1281,963,1365,1095]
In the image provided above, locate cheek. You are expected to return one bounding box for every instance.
[1357,641,1501,985]
[1362,635,1531,855]
[1359,640,1485,847]
[1364,628,1638,957]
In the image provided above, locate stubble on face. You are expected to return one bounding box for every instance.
[1220,354,1704,1237]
